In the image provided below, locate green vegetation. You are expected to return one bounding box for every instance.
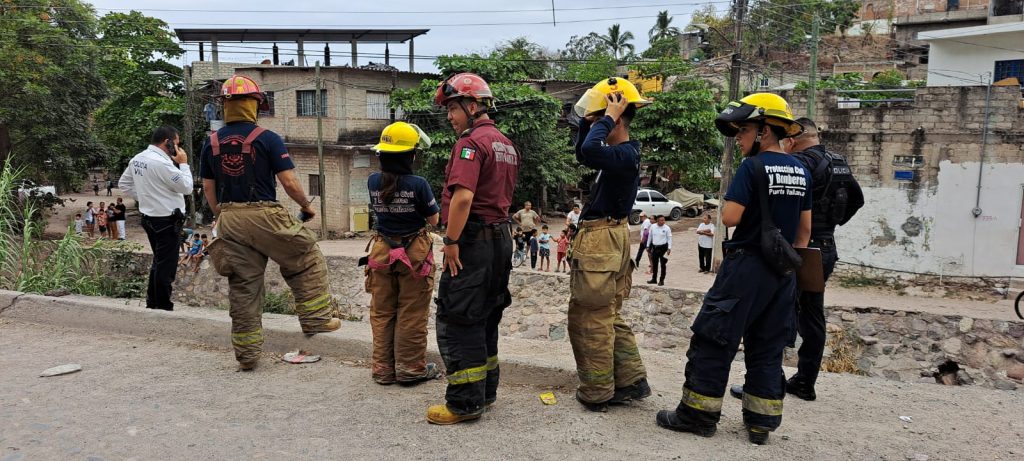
[0,158,145,297]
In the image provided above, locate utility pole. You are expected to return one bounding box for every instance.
[182,65,196,226]
[314,61,327,237]
[711,0,748,271]
[808,13,820,121]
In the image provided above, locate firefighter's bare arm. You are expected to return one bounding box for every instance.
[443,186,474,277]
[795,210,812,248]
[722,200,744,227]
[276,169,317,219]
[203,179,219,214]
[426,213,439,227]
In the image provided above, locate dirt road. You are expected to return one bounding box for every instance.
[2,319,1021,460]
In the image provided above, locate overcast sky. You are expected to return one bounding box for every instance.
[92,0,728,72]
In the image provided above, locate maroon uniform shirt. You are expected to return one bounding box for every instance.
[440,119,519,225]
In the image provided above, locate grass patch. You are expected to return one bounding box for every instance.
[262,289,295,315]
[822,328,865,374]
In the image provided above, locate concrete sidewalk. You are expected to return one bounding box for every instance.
[2,290,1022,460]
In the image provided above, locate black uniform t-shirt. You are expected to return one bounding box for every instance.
[368,173,440,236]
[199,122,294,203]
[724,151,812,249]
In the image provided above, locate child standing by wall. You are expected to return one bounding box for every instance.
[538,225,552,272]
[556,229,570,273]
[528,229,539,270]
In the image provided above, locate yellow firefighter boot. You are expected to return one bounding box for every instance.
[426,404,482,425]
[303,317,341,335]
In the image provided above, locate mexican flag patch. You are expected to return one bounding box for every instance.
[460,147,476,160]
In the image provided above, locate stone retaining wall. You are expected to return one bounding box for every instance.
[170,255,1023,389]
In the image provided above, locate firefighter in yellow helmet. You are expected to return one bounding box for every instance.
[363,122,441,385]
[656,93,810,445]
[567,77,652,412]
[202,75,341,371]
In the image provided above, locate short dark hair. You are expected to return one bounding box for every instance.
[768,125,788,141]
[151,125,179,145]
[795,117,816,131]
[620,104,638,125]
[542,225,549,229]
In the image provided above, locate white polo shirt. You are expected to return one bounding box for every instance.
[649,223,672,249]
[118,145,193,217]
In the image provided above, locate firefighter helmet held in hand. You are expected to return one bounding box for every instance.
[573,77,652,117]
[373,122,432,154]
[714,93,803,138]
[218,75,270,111]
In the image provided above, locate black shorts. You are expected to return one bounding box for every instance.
[539,248,550,257]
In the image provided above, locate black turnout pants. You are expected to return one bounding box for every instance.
[435,222,513,415]
[794,239,839,385]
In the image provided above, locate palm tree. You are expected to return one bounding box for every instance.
[599,24,635,60]
[649,10,681,43]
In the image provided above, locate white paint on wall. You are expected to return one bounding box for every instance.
[923,27,1024,86]
[835,161,1024,277]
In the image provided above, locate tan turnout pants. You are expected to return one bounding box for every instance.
[568,219,647,403]
[208,202,338,364]
[364,233,435,383]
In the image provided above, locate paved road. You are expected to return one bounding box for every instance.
[2,319,1022,460]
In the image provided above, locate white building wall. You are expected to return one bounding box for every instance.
[836,161,1024,277]
[926,33,1024,86]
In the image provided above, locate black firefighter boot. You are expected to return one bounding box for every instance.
[609,378,652,404]
[655,405,717,437]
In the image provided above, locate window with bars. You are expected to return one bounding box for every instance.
[308,174,321,196]
[994,59,1023,83]
[258,91,275,117]
[366,91,391,120]
[296,90,327,117]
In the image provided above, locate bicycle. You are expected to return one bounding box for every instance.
[512,248,526,268]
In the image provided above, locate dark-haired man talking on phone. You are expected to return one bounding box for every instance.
[119,125,193,311]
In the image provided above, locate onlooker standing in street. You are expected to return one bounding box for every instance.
[95,202,108,238]
[512,201,542,233]
[84,202,96,238]
[73,214,84,235]
[106,180,113,196]
[555,229,570,272]
[696,213,715,272]
[528,229,539,270]
[113,197,127,240]
[565,204,581,227]
[106,205,116,239]
[93,183,99,196]
[647,215,672,286]
[635,212,651,267]
[119,125,193,311]
[538,224,552,272]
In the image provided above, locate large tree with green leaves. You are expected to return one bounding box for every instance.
[554,33,618,82]
[94,11,184,170]
[0,0,109,190]
[599,24,635,61]
[391,55,582,209]
[631,70,723,193]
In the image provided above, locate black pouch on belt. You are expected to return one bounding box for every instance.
[751,156,802,276]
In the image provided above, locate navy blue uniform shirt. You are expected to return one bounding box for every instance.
[200,122,294,202]
[368,173,439,236]
[575,115,641,220]
[724,151,812,249]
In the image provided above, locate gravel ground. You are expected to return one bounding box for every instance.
[2,319,1022,461]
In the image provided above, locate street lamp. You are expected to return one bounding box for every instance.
[149,69,198,227]
[687,24,735,48]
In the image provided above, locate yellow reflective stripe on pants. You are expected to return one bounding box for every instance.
[486,356,498,371]
[742,392,784,416]
[681,387,723,413]
[296,293,331,313]
[447,364,488,385]
[577,368,614,386]
[232,329,263,346]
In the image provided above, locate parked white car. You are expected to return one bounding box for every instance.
[630,188,686,224]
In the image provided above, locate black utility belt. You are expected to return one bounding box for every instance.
[810,237,835,247]
[463,221,510,240]
[723,247,752,256]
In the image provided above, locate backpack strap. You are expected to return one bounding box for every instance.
[210,131,221,157]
